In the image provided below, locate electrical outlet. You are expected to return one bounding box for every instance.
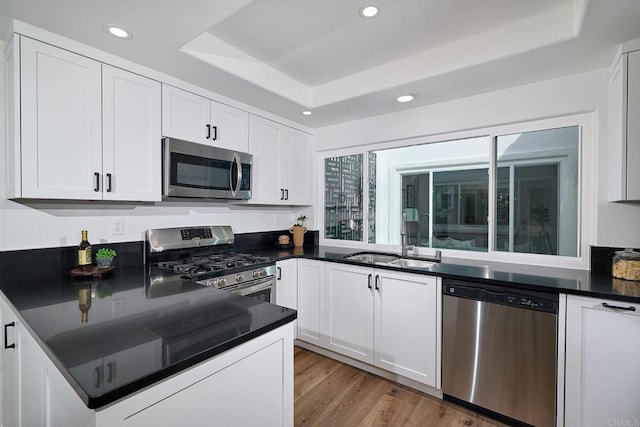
[113,298,124,315]
[112,218,124,235]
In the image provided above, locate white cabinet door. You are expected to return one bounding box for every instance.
[609,48,640,201]
[103,65,161,201]
[16,320,47,427]
[20,36,102,199]
[276,259,298,310]
[248,115,283,204]
[627,50,640,200]
[0,296,17,427]
[161,84,210,144]
[374,270,439,387]
[297,260,326,346]
[282,127,312,205]
[211,101,249,152]
[325,263,374,363]
[564,295,640,427]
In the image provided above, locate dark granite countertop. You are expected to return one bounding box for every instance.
[254,245,640,304]
[0,266,296,409]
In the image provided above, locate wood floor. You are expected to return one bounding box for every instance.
[294,347,508,427]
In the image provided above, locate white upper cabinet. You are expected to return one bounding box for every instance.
[248,114,312,205]
[609,41,640,201]
[9,36,161,201]
[102,65,161,201]
[161,84,249,152]
[19,36,102,199]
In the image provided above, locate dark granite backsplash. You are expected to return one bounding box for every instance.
[0,229,320,282]
[591,245,640,275]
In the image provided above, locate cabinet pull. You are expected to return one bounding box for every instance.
[94,366,102,389]
[277,266,282,280]
[280,189,284,200]
[285,189,289,200]
[106,362,116,384]
[94,172,100,192]
[206,124,211,139]
[4,322,15,349]
[367,273,372,290]
[211,126,217,141]
[375,275,380,291]
[602,302,636,312]
[106,173,112,193]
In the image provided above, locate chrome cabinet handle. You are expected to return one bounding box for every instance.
[94,366,102,389]
[106,173,112,193]
[206,124,211,139]
[277,266,282,280]
[280,189,284,200]
[602,302,636,312]
[4,322,15,349]
[106,361,116,384]
[285,189,289,200]
[211,126,217,141]
[367,273,372,290]
[375,275,380,291]
[94,172,100,192]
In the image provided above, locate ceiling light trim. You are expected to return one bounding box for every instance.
[105,25,133,40]
[359,5,379,18]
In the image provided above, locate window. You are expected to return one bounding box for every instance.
[322,124,581,259]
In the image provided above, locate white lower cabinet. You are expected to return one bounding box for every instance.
[301,262,441,388]
[564,294,640,427]
[297,260,327,346]
[276,259,298,338]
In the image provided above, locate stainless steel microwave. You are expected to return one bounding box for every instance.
[162,138,252,200]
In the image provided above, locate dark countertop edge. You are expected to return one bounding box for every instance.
[261,248,640,304]
[87,313,296,409]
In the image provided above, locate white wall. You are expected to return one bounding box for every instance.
[315,68,640,250]
[0,40,309,252]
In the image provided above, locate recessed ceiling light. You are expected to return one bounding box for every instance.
[302,111,312,116]
[105,25,132,39]
[359,5,379,18]
[396,94,418,103]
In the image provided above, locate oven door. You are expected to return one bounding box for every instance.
[163,137,252,199]
[233,277,275,303]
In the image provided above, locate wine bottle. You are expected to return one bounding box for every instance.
[78,230,92,269]
[78,283,92,324]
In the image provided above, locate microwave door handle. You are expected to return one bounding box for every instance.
[230,153,242,197]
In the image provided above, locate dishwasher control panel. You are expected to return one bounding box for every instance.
[444,283,558,314]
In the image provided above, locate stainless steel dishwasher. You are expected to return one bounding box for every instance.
[442,279,558,427]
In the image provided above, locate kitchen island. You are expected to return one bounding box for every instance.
[0,266,296,426]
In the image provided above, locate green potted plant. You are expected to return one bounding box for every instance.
[95,248,117,268]
[289,215,308,247]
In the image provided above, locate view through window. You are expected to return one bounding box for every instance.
[323,126,580,257]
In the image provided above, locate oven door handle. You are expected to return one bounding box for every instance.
[234,277,274,297]
[229,152,242,197]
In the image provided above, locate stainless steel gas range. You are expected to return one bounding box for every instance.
[145,225,275,302]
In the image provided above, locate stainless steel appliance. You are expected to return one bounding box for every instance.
[145,225,275,302]
[442,279,558,427]
[162,137,252,200]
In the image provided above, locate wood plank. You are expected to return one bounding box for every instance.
[294,347,509,427]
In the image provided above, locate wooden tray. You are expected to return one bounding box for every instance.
[71,266,114,278]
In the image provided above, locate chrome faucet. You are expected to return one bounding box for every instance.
[401,213,413,257]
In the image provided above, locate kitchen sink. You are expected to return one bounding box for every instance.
[343,252,401,264]
[388,258,438,268]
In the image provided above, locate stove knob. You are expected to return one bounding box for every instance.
[217,278,226,288]
[260,269,267,277]
[252,270,261,279]
[236,274,244,283]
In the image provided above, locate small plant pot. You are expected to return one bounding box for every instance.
[96,257,114,268]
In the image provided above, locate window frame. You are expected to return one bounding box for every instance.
[316,113,593,269]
